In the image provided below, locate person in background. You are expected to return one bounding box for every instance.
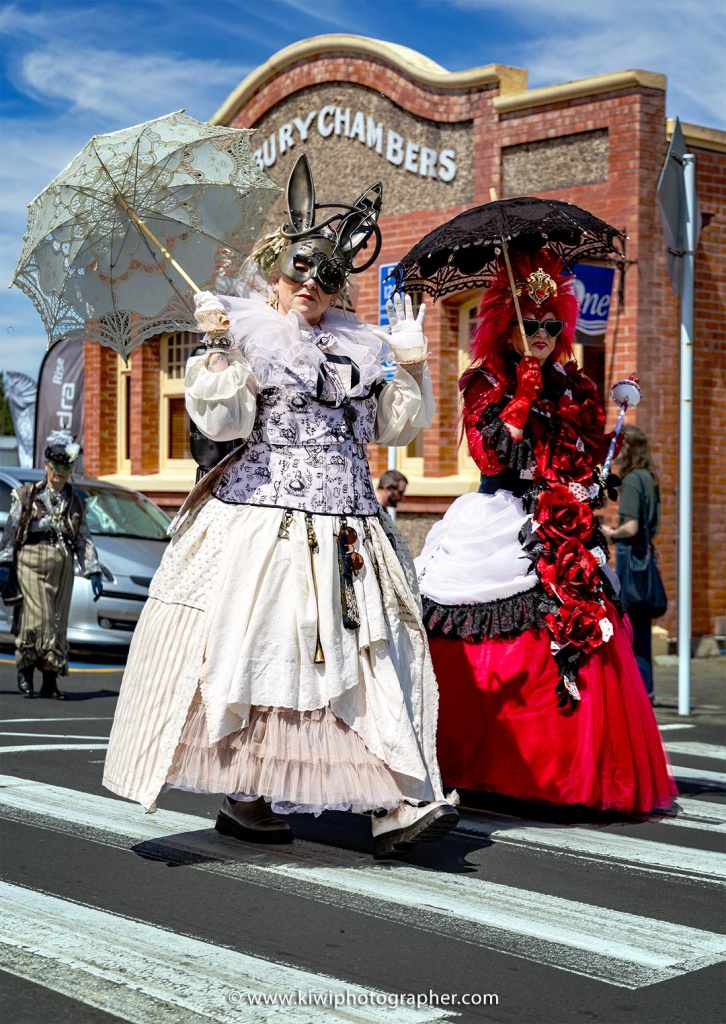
[376,469,408,511]
[602,424,662,702]
[0,432,103,699]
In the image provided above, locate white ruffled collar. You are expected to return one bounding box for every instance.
[215,290,390,396]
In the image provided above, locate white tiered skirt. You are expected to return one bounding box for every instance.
[103,499,443,814]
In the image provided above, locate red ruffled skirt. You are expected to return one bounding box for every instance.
[430,602,676,814]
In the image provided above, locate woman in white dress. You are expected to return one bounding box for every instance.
[103,155,459,857]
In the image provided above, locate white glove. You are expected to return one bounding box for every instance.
[371,292,427,364]
[193,290,230,337]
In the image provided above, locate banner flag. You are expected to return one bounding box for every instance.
[5,372,37,467]
[572,263,616,345]
[33,338,85,470]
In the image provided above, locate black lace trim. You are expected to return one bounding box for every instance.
[479,402,535,476]
[422,585,554,643]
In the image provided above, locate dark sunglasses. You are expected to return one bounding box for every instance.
[339,526,364,574]
[521,318,564,339]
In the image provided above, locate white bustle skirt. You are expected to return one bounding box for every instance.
[103,498,442,813]
[415,490,537,604]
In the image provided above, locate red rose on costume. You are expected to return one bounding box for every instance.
[535,485,595,545]
[558,395,606,452]
[549,439,593,484]
[533,440,559,484]
[545,600,607,654]
[563,360,600,403]
[538,540,601,600]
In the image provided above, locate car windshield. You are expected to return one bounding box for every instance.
[72,486,170,540]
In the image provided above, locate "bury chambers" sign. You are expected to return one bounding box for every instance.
[250,82,473,217]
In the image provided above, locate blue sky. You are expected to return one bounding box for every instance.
[1,0,724,380]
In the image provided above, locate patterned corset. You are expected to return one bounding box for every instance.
[213,386,380,515]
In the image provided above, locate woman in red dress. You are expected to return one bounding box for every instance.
[416,250,676,814]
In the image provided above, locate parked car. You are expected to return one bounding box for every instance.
[0,468,170,649]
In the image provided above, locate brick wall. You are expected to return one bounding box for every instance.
[83,342,117,476]
[82,45,724,635]
[130,339,160,475]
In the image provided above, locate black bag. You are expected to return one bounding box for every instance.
[0,481,40,611]
[0,567,23,607]
[615,473,667,619]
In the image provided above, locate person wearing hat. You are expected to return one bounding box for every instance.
[415,250,675,815]
[0,431,103,698]
[103,155,459,857]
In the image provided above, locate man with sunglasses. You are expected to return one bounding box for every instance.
[376,469,408,511]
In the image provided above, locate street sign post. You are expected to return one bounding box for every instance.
[657,119,700,716]
[379,262,400,519]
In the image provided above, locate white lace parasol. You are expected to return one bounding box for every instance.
[10,111,281,360]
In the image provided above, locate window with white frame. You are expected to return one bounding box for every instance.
[161,331,201,464]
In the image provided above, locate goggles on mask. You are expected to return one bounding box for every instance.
[278,239,351,295]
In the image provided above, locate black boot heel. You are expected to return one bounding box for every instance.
[40,671,68,700]
[17,668,35,698]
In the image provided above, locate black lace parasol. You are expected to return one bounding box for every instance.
[392,196,625,299]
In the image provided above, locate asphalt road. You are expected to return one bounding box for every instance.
[0,651,724,1024]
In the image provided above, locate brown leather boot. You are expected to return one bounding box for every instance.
[215,796,293,844]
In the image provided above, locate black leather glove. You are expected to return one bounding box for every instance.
[90,573,103,602]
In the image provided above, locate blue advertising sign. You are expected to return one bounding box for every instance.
[378,262,399,382]
[572,263,616,343]
[378,263,399,326]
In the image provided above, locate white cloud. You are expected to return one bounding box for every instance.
[16,45,244,124]
[442,0,726,128]
[0,5,255,380]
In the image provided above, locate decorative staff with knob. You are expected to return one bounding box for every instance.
[602,373,642,481]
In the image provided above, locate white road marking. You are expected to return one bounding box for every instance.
[672,765,726,787]
[1,776,724,990]
[652,798,726,832]
[0,732,110,740]
[0,882,451,1024]
[0,744,109,753]
[659,724,696,732]
[666,742,726,761]
[676,797,726,822]
[455,814,726,877]
[0,718,114,723]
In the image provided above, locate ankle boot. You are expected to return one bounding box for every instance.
[215,796,293,844]
[40,671,67,700]
[17,667,35,698]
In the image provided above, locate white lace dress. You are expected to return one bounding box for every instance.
[103,293,445,815]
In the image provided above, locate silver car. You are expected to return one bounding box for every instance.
[0,468,170,649]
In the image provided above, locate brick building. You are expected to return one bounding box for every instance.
[85,34,725,640]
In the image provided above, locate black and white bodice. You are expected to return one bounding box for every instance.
[213,364,381,516]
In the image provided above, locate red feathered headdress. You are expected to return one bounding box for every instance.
[471,249,579,378]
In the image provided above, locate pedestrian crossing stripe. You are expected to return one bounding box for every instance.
[0,882,451,1024]
[665,741,726,761]
[1,776,724,991]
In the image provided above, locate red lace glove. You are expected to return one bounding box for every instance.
[502,357,543,431]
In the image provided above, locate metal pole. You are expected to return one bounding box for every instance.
[387,444,397,521]
[678,154,696,715]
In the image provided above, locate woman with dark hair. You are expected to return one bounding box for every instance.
[602,425,663,701]
[415,249,675,814]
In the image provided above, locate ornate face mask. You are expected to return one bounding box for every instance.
[278,238,351,295]
[273,155,383,294]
